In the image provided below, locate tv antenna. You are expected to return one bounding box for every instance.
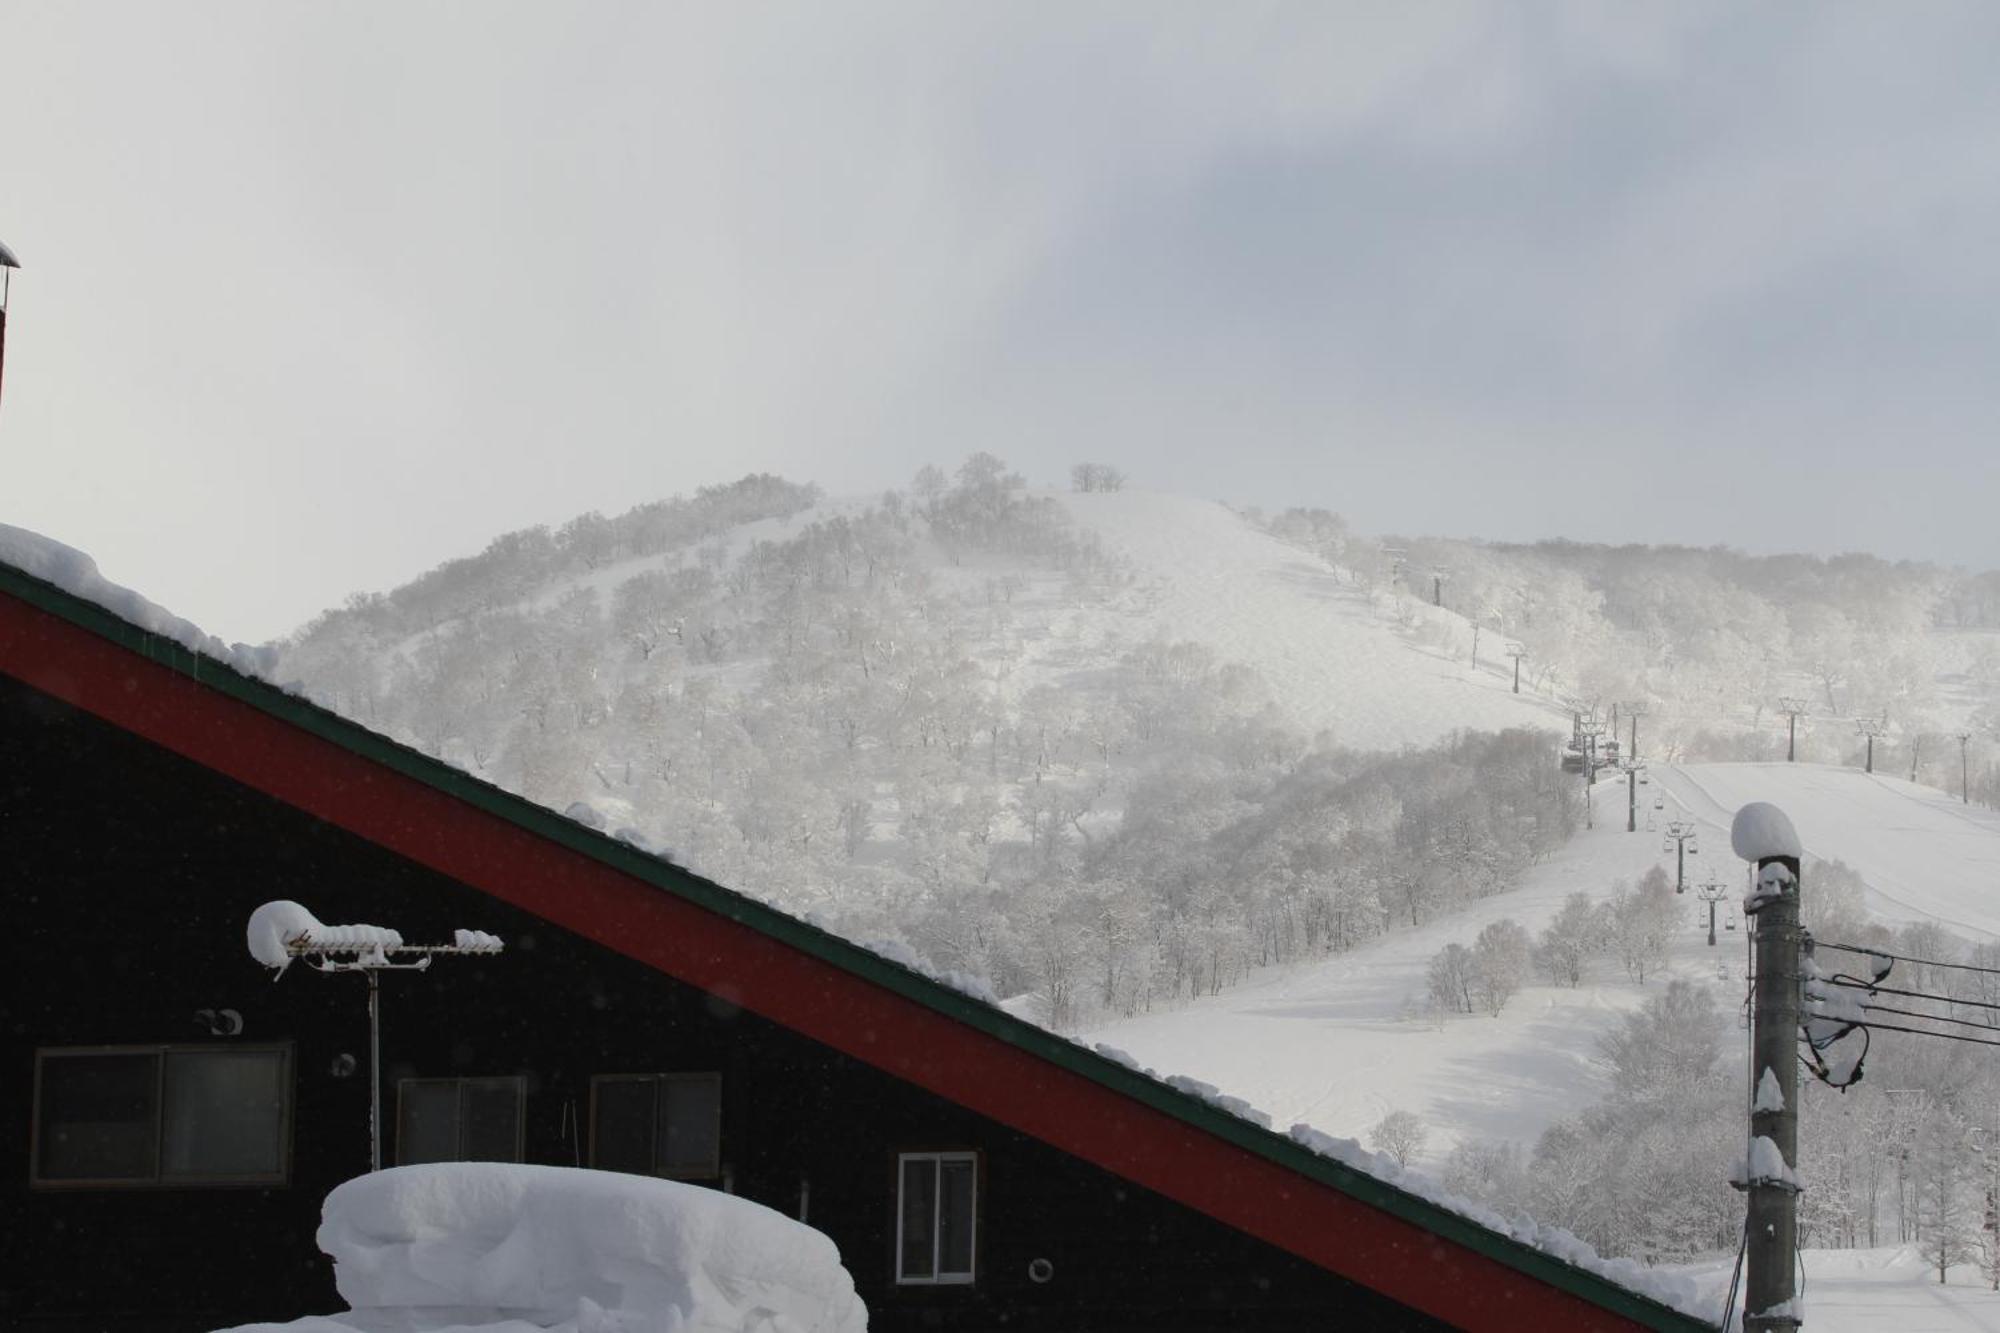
[248,901,504,1172]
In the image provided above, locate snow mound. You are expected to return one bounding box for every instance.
[221,1164,867,1333]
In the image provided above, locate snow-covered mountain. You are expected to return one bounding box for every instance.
[254,464,2000,1320]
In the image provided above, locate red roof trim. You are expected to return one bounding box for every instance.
[0,588,1656,1331]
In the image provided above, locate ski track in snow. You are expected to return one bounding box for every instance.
[1056,492,1570,751]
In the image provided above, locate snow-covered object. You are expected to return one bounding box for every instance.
[563,801,608,831]
[1743,860,1797,914]
[1753,1068,1786,1115]
[296,1164,866,1333]
[0,524,278,679]
[1729,1136,1801,1191]
[246,901,403,974]
[1164,1074,1274,1129]
[1751,1294,1803,1322]
[1284,1125,1708,1319]
[1805,980,1867,1026]
[453,929,504,952]
[1730,801,1803,863]
[860,937,1001,1006]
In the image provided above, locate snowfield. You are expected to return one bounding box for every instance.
[1058,491,1568,749]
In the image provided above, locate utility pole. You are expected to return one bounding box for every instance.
[1856,715,1886,775]
[1733,803,1803,1333]
[1663,820,1699,894]
[1694,877,1729,947]
[1959,732,1974,805]
[1777,696,1809,763]
[1507,646,1526,694]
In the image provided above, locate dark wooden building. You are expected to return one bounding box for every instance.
[0,554,1709,1333]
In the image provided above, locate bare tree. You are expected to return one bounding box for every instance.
[1370,1110,1429,1167]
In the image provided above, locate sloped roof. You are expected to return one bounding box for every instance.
[0,550,1714,1333]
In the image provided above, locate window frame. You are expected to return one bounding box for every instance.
[394,1075,527,1165]
[29,1042,294,1190]
[894,1149,981,1287]
[586,1071,723,1180]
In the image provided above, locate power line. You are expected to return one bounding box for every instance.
[1822,977,2000,1014]
[1852,1001,2000,1036]
[1816,941,2000,979]
[1838,1020,2000,1051]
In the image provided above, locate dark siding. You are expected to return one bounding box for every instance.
[1,673,1448,1332]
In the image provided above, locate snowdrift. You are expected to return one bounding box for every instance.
[217,1163,866,1333]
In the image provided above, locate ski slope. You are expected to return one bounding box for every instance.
[1086,761,2000,1156]
[1669,763,2000,941]
[1058,491,1569,750]
[1684,1247,2000,1332]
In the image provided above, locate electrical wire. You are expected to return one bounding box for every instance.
[1815,940,2000,978]
[1845,1019,2000,1050]
[1719,1216,1749,1331]
[1852,1001,2000,1036]
[1820,977,2000,1014]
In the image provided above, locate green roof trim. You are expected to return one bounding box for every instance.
[0,559,1714,1332]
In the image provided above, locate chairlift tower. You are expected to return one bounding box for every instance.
[1506,644,1526,695]
[1855,715,1887,775]
[1777,696,1809,763]
[1663,820,1699,894]
[1958,732,1975,805]
[1693,877,1730,946]
[1622,701,1648,764]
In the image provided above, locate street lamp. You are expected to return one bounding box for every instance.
[0,239,19,415]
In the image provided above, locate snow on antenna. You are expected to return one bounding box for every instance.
[246,900,505,1172]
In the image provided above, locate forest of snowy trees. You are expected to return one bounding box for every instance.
[278,458,1584,1029]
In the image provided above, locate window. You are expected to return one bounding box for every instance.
[589,1073,722,1179]
[896,1151,977,1285]
[32,1044,291,1187]
[396,1077,525,1164]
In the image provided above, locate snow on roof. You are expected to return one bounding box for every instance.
[0,524,277,679]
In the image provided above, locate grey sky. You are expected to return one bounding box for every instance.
[5,3,1998,641]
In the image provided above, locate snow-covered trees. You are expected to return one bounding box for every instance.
[1534,894,1604,988]
[1069,463,1126,493]
[1369,1110,1428,1167]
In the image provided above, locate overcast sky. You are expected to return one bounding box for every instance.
[5,3,1999,641]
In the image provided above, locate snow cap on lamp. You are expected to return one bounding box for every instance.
[1730,802,1801,862]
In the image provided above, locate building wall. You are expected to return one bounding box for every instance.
[0,672,1445,1332]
